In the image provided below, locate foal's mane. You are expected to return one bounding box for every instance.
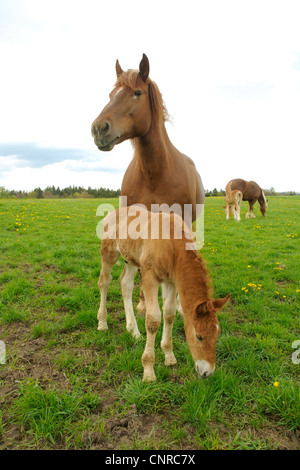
[177,242,213,302]
[115,69,169,123]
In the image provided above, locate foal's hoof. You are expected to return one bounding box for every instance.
[97,321,108,331]
[165,355,177,367]
[127,327,141,340]
[142,372,157,382]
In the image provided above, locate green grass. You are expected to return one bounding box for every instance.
[0,196,299,449]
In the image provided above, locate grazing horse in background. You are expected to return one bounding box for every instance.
[97,207,230,381]
[226,179,268,218]
[92,54,205,312]
[224,190,243,222]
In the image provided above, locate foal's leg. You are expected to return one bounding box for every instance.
[120,263,140,339]
[97,261,114,331]
[141,272,161,382]
[136,270,146,316]
[161,282,177,366]
[236,203,241,222]
[233,204,237,220]
[225,204,230,220]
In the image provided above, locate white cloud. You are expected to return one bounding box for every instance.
[0,0,300,192]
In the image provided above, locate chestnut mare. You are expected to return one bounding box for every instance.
[91,54,205,223]
[97,207,230,381]
[226,179,268,218]
[92,54,205,312]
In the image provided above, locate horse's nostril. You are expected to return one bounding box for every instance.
[100,122,110,135]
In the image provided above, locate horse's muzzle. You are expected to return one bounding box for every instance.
[94,136,119,152]
[92,122,119,151]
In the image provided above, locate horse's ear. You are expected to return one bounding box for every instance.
[116,59,123,77]
[213,294,231,311]
[196,300,210,316]
[139,53,149,81]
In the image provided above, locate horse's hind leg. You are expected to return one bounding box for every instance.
[225,204,230,220]
[97,241,119,331]
[136,270,146,316]
[97,261,114,331]
[161,282,177,366]
[141,270,161,381]
[120,263,141,339]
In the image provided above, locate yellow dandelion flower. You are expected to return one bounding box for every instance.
[273,382,279,387]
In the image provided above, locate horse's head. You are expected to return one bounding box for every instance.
[92,54,156,151]
[184,295,230,378]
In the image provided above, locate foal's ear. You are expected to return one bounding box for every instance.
[139,53,149,81]
[116,59,123,77]
[213,294,231,311]
[196,300,210,316]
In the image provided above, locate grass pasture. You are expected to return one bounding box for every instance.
[0,196,299,450]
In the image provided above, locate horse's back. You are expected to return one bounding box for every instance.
[228,179,247,193]
[228,179,261,201]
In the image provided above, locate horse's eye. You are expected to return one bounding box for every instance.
[196,335,204,341]
[133,90,142,97]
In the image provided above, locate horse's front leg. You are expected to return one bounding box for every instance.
[250,202,256,218]
[246,202,250,219]
[120,263,140,339]
[161,282,177,366]
[141,273,161,382]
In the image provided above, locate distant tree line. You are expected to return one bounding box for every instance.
[205,188,226,197]
[0,185,298,199]
[205,187,298,197]
[0,185,121,199]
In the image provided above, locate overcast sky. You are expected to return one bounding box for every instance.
[0,0,300,192]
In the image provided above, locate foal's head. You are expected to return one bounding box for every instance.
[91,54,167,151]
[185,295,230,379]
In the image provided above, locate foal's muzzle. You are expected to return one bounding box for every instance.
[195,360,215,379]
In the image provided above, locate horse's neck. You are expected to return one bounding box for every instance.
[133,121,173,176]
[174,245,209,315]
